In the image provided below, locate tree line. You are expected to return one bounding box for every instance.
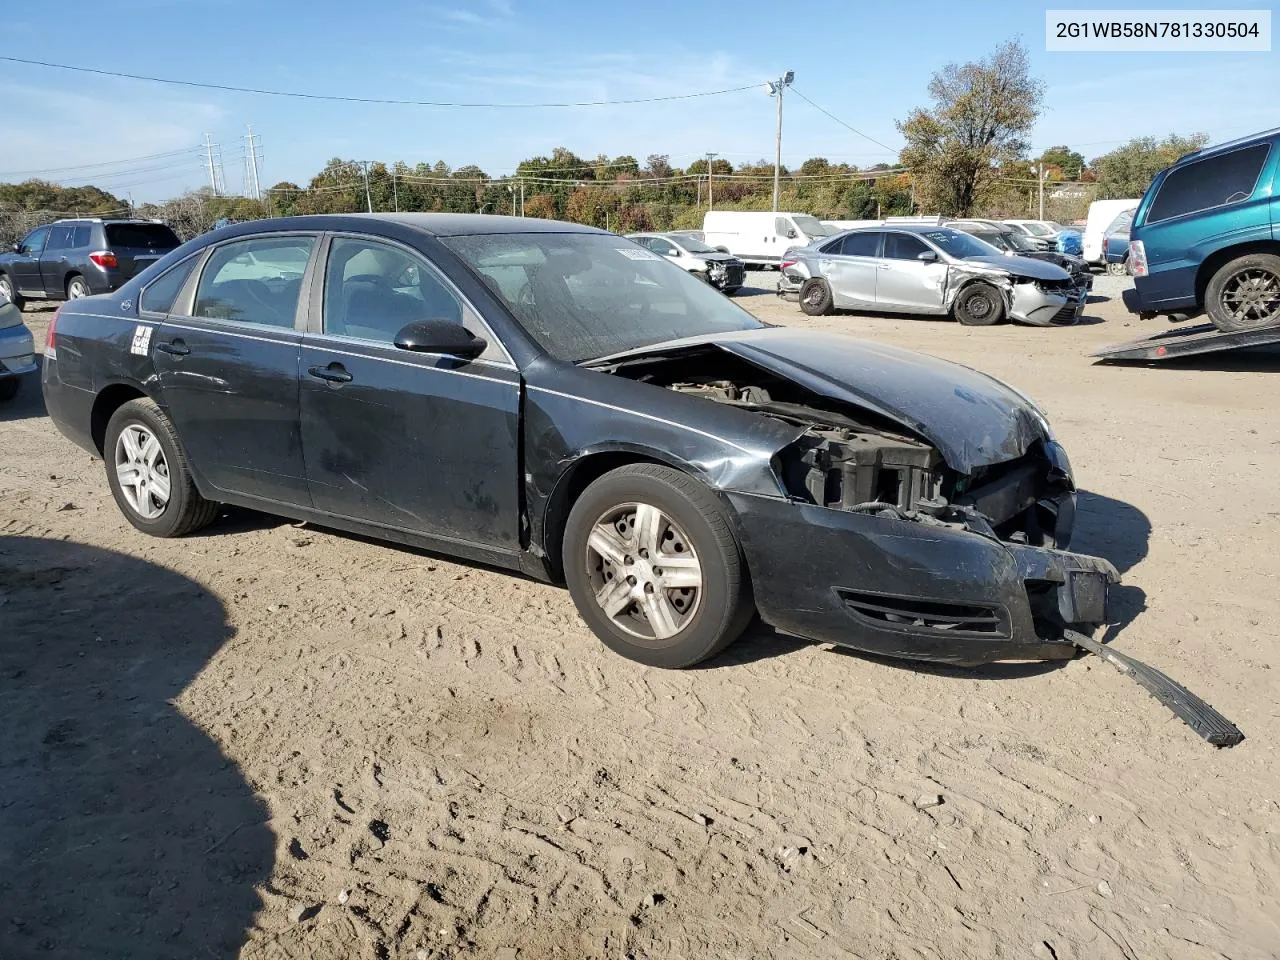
[2,39,1211,245]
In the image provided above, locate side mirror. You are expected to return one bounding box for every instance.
[916,250,939,263]
[394,319,487,360]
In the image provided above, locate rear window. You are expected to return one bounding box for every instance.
[105,223,181,249]
[1147,143,1271,224]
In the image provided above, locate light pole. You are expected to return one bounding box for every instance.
[706,151,718,210]
[767,71,794,213]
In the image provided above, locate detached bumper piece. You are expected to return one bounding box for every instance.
[1066,630,1245,747]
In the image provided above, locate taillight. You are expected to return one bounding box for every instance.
[89,251,118,268]
[1129,239,1148,277]
[46,305,61,353]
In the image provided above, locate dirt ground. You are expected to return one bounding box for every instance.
[2,276,1279,960]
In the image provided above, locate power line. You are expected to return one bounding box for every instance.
[789,87,898,154]
[0,56,764,109]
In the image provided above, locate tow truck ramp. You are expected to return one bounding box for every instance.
[1093,321,1280,363]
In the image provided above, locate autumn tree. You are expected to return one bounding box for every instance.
[897,39,1044,216]
[1090,134,1209,198]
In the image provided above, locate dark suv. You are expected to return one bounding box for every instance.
[0,218,181,309]
[1123,127,1280,331]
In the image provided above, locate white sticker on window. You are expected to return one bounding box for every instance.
[616,247,661,261]
[130,324,153,356]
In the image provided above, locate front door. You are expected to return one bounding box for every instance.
[12,227,49,296]
[151,233,318,506]
[874,231,949,312]
[821,231,881,308]
[299,235,521,551]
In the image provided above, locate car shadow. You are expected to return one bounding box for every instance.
[0,370,47,422]
[0,536,271,958]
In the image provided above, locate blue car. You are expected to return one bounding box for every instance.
[1102,210,1134,276]
[1123,126,1280,331]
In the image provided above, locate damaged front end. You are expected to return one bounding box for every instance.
[599,335,1118,664]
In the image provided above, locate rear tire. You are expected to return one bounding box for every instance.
[0,273,22,310]
[1205,253,1280,332]
[798,278,833,316]
[563,464,753,668]
[104,398,219,538]
[953,282,1006,326]
[66,274,90,299]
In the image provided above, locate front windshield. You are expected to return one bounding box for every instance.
[920,228,1002,259]
[671,235,717,254]
[442,232,763,362]
[792,215,833,237]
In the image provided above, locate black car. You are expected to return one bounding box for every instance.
[41,214,1117,668]
[0,218,181,309]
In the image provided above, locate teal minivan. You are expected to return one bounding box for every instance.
[1123,127,1280,332]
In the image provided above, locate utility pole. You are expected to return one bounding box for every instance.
[204,134,221,195]
[706,152,718,210]
[768,71,794,212]
[244,124,262,201]
[361,161,373,213]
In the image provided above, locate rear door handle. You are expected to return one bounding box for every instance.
[156,339,189,356]
[308,363,352,384]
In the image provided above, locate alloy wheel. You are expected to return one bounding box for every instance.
[114,424,171,520]
[1221,267,1280,328]
[585,501,702,641]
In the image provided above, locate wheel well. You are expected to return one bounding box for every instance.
[90,384,147,455]
[1195,240,1280,305]
[540,451,666,582]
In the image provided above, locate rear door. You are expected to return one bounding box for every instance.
[820,231,881,307]
[874,232,949,311]
[151,232,317,506]
[39,225,75,296]
[104,222,182,283]
[12,227,49,295]
[298,233,521,550]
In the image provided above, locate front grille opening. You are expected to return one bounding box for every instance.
[837,589,1009,638]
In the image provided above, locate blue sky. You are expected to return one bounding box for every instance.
[1,0,1276,201]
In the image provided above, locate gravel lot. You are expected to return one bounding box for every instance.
[3,273,1279,960]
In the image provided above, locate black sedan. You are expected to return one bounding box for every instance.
[41,214,1117,668]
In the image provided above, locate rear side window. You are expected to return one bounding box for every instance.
[45,226,74,252]
[140,256,199,315]
[840,232,881,257]
[105,223,181,249]
[193,236,315,328]
[1147,143,1271,224]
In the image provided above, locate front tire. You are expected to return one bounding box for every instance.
[0,273,22,310]
[953,282,1006,326]
[798,278,833,316]
[1205,253,1280,332]
[563,464,753,668]
[104,398,218,537]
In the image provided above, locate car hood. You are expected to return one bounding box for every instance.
[959,255,1071,281]
[597,327,1050,472]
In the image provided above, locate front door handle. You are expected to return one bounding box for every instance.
[156,339,190,356]
[308,363,353,384]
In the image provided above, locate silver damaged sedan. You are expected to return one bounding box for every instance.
[779,224,1086,326]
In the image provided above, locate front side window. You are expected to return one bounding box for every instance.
[442,232,761,362]
[140,256,199,315]
[883,233,930,260]
[1148,143,1271,223]
[323,237,462,343]
[20,227,49,256]
[192,235,315,327]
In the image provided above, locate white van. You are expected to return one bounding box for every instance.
[1082,199,1139,264]
[702,211,835,266]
